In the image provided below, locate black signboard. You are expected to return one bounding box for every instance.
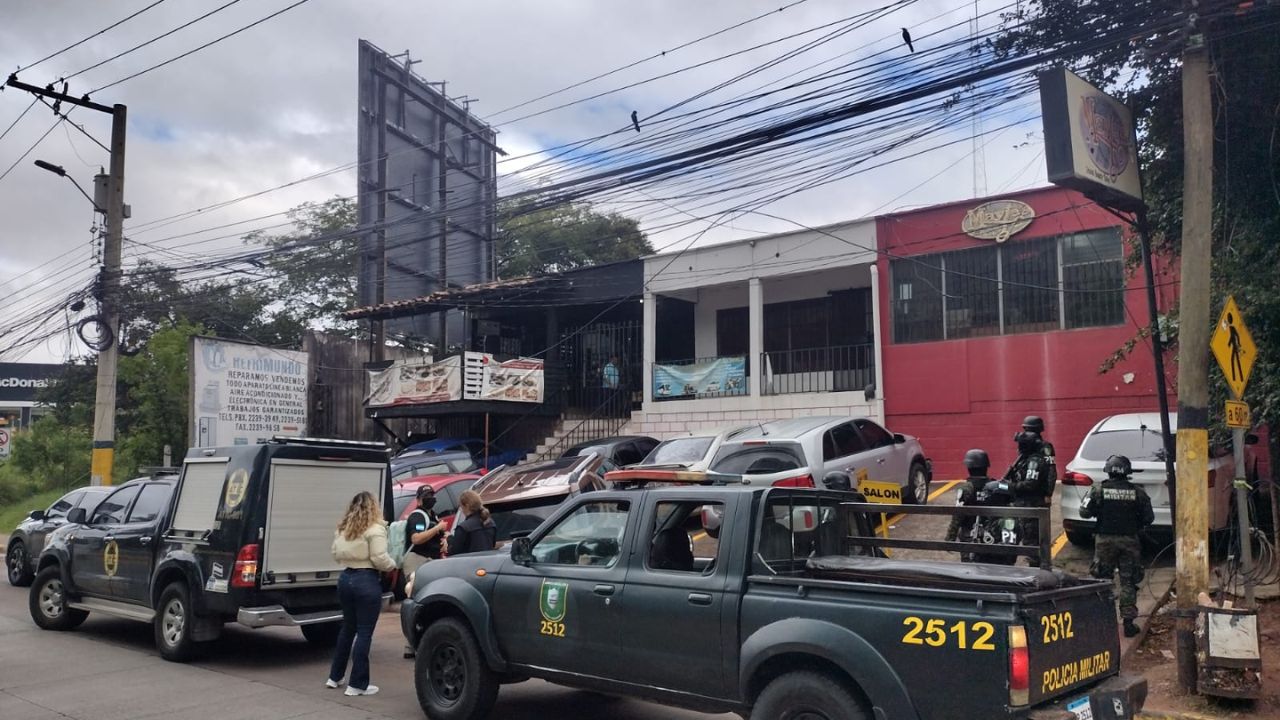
[0,363,67,403]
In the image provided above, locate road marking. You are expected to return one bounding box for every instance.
[876,479,962,533]
[691,531,707,542]
[1050,532,1068,558]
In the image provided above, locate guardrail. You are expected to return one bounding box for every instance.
[761,343,875,395]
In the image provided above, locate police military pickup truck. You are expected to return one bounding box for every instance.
[402,485,1146,720]
[29,437,392,661]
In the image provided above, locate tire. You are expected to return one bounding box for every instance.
[1066,529,1094,548]
[7,540,35,586]
[415,617,499,720]
[29,565,88,631]
[903,461,929,504]
[301,621,341,646]
[751,670,870,720]
[154,581,200,662]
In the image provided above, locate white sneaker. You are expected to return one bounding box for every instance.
[325,678,343,689]
[344,685,379,696]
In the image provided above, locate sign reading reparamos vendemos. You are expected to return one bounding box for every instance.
[189,336,309,447]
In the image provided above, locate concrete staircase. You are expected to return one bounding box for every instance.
[521,420,570,464]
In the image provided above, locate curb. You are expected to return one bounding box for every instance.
[1122,575,1175,664]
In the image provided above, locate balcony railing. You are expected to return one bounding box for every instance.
[761,343,875,396]
[651,356,749,401]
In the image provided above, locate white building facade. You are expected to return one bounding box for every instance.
[629,218,885,438]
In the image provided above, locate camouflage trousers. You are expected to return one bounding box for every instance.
[1092,535,1143,620]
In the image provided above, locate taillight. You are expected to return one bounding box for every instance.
[1009,625,1029,706]
[1062,471,1093,486]
[1208,469,1217,488]
[772,474,815,488]
[232,544,259,588]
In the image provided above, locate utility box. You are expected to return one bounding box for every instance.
[1196,605,1262,699]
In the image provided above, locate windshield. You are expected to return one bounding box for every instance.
[711,443,805,474]
[1079,429,1172,462]
[640,437,715,466]
[489,497,564,541]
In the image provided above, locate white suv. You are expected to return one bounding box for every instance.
[708,416,932,501]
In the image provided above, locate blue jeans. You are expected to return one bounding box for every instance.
[328,568,382,690]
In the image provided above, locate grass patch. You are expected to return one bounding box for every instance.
[0,488,66,538]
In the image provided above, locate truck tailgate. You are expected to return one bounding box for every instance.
[1024,587,1121,707]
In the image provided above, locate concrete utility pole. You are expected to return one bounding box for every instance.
[5,76,126,487]
[436,113,449,351]
[1173,13,1214,691]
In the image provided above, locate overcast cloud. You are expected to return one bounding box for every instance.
[0,0,1046,362]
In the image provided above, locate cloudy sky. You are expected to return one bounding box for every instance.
[0,0,1047,362]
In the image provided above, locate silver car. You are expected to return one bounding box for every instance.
[1060,412,1239,547]
[634,426,751,473]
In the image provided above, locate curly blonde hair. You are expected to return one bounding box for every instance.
[337,491,382,541]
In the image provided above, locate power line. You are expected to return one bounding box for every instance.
[16,0,171,73]
[65,0,248,82]
[0,97,38,144]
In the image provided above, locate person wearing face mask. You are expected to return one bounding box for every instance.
[402,485,447,658]
[1003,415,1057,567]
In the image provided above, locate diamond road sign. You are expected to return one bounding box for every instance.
[1211,296,1256,400]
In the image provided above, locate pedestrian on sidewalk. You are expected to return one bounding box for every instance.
[1079,455,1154,637]
[327,491,396,696]
[402,485,447,658]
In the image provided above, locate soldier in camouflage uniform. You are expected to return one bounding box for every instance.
[1079,454,1154,637]
[946,449,1017,565]
[1003,415,1057,567]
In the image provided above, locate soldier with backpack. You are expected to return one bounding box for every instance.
[946,449,1019,565]
[1004,415,1057,567]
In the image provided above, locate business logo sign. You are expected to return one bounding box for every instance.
[539,580,568,623]
[0,362,66,403]
[961,200,1036,243]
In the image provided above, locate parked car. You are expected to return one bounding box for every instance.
[635,426,750,471]
[474,453,612,543]
[399,437,529,469]
[561,435,658,467]
[7,486,113,587]
[1061,412,1251,547]
[391,449,479,483]
[710,416,932,501]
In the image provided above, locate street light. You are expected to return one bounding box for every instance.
[33,159,103,213]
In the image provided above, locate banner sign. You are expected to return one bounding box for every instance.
[0,362,65,403]
[653,357,746,399]
[366,352,544,407]
[190,337,309,447]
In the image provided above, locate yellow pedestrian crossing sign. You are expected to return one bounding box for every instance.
[1211,296,1255,399]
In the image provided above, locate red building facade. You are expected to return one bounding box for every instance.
[876,187,1178,480]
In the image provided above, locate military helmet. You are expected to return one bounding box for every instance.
[1104,454,1133,478]
[1021,415,1045,433]
[963,449,990,472]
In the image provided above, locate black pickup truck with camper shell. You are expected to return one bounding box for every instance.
[29,437,393,660]
[401,484,1147,720]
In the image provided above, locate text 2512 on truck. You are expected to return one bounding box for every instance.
[28,437,393,660]
[402,485,1146,720]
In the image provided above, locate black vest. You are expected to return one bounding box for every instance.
[1095,479,1143,536]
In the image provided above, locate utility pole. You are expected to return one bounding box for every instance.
[1174,9,1214,691]
[436,113,449,351]
[5,76,126,487]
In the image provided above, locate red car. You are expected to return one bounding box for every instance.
[389,472,480,598]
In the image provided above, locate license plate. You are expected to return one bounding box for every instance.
[1067,696,1094,720]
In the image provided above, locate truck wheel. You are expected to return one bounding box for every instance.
[301,621,341,646]
[155,582,200,662]
[903,461,929,504]
[415,617,499,720]
[29,566,88,630]
[7,540,35,586]
[751,671,870,720]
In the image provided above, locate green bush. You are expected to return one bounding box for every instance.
[0,417,92,503]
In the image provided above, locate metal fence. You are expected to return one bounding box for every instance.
[760,343,875,395]
[651,356,749,401]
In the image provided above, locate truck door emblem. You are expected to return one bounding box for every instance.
[540,580,568,623]
[224,469,249,509]
[103,540,119,577]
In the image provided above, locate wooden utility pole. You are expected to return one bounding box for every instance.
[1174,16,1214,691]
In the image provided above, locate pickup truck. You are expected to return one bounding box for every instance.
[29,437,392,661]
[402,485,1146,720]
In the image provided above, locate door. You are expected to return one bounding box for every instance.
[853,419,908,486]
[29,490,83,560]
[72,485,140,598]
[618,498,727,697]
[822,422,869,478]
[112,482,174,603]
[490,499,633,677]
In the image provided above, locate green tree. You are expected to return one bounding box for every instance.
[497,199,653,277]
[113,321,209,476]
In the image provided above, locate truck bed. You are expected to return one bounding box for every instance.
[804,555,1087,594]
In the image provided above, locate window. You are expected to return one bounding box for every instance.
[393,491,416,520]
[77,491,108,518]
[890,228,1126,343]
[823,423,866,460]
[716,307,750,366]
[127,483,173,524]
[710,444,805,474]
[47,491,83,519]
[91,485,140,525]
[531,501,630,566]
[641,437,715,466]
[854,419,895,449]
[647,501,722,573]
[613,442,646,467]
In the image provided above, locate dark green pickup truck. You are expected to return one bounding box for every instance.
[401,486,1146,720]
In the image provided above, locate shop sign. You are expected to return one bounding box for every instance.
[961,199,1035,242]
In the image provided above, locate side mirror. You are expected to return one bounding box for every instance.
[510,536,534,566]
[1246,433,1259,446]
[28,509,46,521]
[68,507,87,525]
[893,433,906,444]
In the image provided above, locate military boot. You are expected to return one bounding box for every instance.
[1123,620,1140,637]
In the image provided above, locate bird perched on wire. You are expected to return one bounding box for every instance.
[901,28,915,53]
[630,110,641,133]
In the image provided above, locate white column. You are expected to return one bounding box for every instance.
[749,278,763,397]
[642,291,656,406]
[869,264,885,408]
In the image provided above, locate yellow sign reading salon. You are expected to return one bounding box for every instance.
[858,478,902,504]
[1210,296,1256,399]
